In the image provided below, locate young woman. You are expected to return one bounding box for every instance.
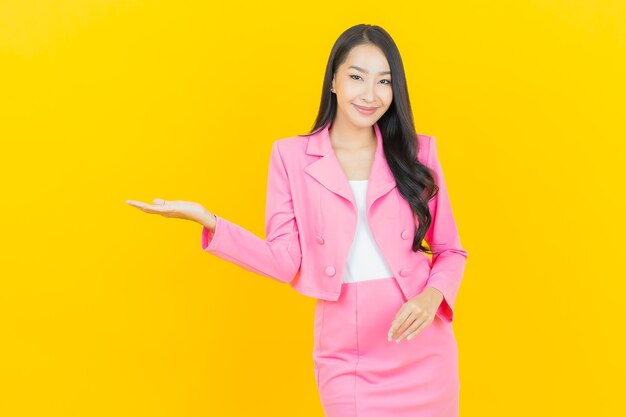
[127,24,468,417]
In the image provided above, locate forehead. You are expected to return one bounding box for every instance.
[342,44,390,73]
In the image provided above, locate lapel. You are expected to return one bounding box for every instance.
[304,121,397,213]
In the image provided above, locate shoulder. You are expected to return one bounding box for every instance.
[270,133,309,154]
[266,133,311,174]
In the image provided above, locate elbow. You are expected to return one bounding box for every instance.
[278,265,301,284]
[431,246,468,264]
[448,247,468,259]
[270,245,302,284]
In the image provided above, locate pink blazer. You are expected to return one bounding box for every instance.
[201,122,468,322]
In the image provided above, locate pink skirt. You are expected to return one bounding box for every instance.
[312,277,460,417]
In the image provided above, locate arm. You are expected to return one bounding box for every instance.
[200,141,302,283]
[423,136,469,323]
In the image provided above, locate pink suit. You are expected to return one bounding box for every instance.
[202,122,468,416]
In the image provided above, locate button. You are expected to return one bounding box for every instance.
[399,268,409,277]
[401,229,410,240]
[325,265,336,276]
[315,235,325,244]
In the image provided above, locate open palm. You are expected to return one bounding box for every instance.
[125,198,214,228]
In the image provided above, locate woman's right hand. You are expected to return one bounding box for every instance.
[125,198,216,231]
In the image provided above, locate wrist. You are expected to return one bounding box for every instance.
[424,286,444,302]
[198,210,217,232]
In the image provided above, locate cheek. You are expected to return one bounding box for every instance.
[340,83,360,99]
[382,89,393,104]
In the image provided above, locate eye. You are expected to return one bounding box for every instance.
[350,74,391,85]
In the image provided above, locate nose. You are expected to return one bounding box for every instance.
[361,82,376,102]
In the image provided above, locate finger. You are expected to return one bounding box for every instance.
[392,314,419,342]
[387,308,406,340]
[126,200,149,209]
[127,200,167,213]
[388,310,414,341]
[406,319,430,341]
[396,318,424,342]
[153,198,167,205]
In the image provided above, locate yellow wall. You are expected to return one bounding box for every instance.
[1,1,624,415]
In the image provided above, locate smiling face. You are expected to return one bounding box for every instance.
[331,44,393,129]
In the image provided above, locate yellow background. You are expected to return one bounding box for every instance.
[1,1,625,415]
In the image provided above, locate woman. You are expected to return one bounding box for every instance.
[127,24,468,417]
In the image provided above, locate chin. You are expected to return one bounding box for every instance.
[353,113,382,127]
[348,118,374,129]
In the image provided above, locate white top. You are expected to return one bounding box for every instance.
[342,180,394,283]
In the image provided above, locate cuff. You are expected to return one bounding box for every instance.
[201,215,221,253]
[425,284,454,323]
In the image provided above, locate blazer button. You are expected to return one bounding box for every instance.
[399,268,409,277]
[315,235,325,245]
[325,265,336,277]
[401,229,410,240]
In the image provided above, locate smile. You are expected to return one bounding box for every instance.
[353,104,378,115]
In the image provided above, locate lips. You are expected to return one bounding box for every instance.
[353,104,378,114]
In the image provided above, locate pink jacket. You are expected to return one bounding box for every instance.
[201,122,468,322]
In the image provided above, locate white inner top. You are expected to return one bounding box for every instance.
[342,180,394,283]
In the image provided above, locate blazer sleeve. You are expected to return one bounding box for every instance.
[423,135,469,323]
[200,140,302,283]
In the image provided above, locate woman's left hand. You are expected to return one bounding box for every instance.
[387,287,444,343]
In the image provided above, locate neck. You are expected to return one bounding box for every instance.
[329,117,376,151]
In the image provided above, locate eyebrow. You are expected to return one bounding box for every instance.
[348,65,391,75]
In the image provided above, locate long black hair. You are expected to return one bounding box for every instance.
[302,24,439,255]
